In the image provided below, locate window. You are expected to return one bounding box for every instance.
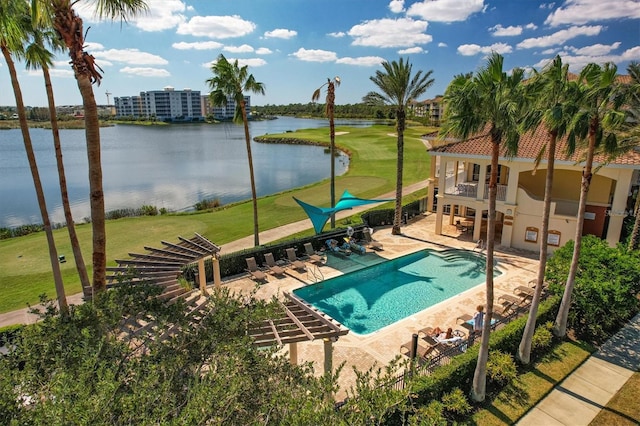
[472,164,480,182]
[525,227,538,243]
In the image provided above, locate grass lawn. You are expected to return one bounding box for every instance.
[589,372,640,426]
[0,123,434,314]
[471,340,595,425]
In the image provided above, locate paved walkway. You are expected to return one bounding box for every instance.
[518,313,640,426]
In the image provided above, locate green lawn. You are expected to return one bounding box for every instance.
[0,123,434,313]
[471,340,595,425]
[589,372,640,426]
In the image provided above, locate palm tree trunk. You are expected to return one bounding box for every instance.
[392,108,405,235]
[628,192,640,251]
[518,132,557,363]
[42,64,91,294]
[554,124,597,337]
[75,73,106,291]
[241,100,260,246]
[2,44,68,313]
[328,84,336,229]
[472,136,499,402]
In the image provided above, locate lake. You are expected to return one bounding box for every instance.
[0,117,370,228]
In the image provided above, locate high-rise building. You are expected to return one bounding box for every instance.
[201,94,251,120]
[115,87,203,121]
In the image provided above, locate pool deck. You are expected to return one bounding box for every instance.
[220,213,540,400]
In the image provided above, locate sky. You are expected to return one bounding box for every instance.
[1,0,639,108]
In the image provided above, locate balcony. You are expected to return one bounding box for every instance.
[444,182,507,201]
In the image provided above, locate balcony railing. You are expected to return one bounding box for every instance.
[444,182,507,201]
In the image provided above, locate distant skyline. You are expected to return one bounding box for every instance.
[1,0,639,108]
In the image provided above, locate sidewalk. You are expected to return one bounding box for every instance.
[0,180,429,328]
[518,313,640,425]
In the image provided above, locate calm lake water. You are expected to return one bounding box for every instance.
[0,117,370,228]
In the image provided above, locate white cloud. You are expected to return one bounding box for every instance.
[525,23,538,30]
[49,68,75,78]
[389,0,405,13]
[336,56,385,66]
[290,48,338,62]
[533,45,640,71]
[490,24,522,36]
[92,49,168,65]
[202,57,267,69]
[120,67,171,77]
[539,3,556,9]
[223,44,254,53]
[517,25,602,49]
[349,18,432,48]
[177,15,256,38]
[567,42,621,56]
[407,0,485,22]
[541,48,559,54]
[84,42,105,51]
[172,41,223,50]
[438,42,448,48]
[457,42,512,56]
[328,32,346,38]
[264,29,297,39]
[545,0,640,26]
[75,0,187,31]
[398,47,424,54]
[255,47,273,55]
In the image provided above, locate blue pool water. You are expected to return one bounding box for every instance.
[293,249,500,335]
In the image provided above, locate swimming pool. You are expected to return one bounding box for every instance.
[293,249,500,335]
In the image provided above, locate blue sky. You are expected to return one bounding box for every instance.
[1,0,639,107]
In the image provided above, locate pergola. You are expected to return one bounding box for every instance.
[248,292,350,373]
[106,233,222,299]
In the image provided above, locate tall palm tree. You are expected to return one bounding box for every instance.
[312,77,341,229]
[624,62,640,251]
[207,54,265,247]
[440,53,525,401]
[517,56,578,364]
[554,62,627,338]
[33,0,148,292]
[1,0,68,313]
[369,58,434,235]
[25,21,91,294]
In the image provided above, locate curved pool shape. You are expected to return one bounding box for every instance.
[293,249,500,335]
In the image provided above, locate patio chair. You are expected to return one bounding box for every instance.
[245,257,267,282]
[513,285,535,299]
[285,248,307,272]
[400,338,442,359]
[263,252,286,277]
[362,228,383,250]
[303,243,325,265]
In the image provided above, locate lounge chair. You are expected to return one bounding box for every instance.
[513,285,535,299]
[326,239,351,257]
[303,243,325,265]
[263,252,286,277]
[245,257,267,282]
[362,228,383,250]
[285,248,307,272]
[400,338,441,358]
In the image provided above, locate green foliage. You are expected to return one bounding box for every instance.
[409,401,447,426]
[0,324,24,347]
[440,387,472,420]
[546,235,640,342]
[487,351,517,389]
[194,198,221,211]
[139,205,158,216]
[531,321,554,356]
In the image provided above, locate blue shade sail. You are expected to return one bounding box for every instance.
[294,190,393,234]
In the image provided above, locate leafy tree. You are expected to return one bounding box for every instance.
[1,0,68,313]
[624,62,640,251]
[440,53,525,401]
[32,0,149,292]
[517,55,578,364]
[25,15,91,293]
[207,54,265,246]
[554,63,627,338]
[369,58,434,235]
[312,77,341,229]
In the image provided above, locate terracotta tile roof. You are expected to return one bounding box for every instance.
[429,126,640,167]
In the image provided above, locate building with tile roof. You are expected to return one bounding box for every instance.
[425,126,640,252]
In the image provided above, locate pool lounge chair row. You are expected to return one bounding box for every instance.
[244,244,326,282]
[400,328,467,359]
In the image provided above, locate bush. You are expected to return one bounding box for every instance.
[140,205,158,216]
[409,401,447,426]
[440,387,472,420]
[531,321,554,357]
[194,198,221,211]
[487,351,517,389]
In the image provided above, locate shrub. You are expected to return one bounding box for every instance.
[159,207,168,215]
[486,351,517,389]
[409,401,447,426]
[441,388,472,420]
[531,321,554,357]
[140,205,158,216]
[194,198,221,211]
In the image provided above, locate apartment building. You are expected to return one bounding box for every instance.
[201,94,251,120]
[115,87,203,121]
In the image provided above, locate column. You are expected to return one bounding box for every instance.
[435,159,447,235]
[198,258,207,295]
[289,342,298,365]
[323,338,333,375]
[606,171,633,246]
[213,256,222,290]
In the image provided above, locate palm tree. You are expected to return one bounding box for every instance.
[554,62,627,338]
[1,0,68,313]
[25,21,91,295]
[624,62,640,251]
[440,53,525,401]
[207,54,265,247]
[369,58,434,235]
[517,56,579,364]
[33,0,149,292]
[312,77,341,229]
